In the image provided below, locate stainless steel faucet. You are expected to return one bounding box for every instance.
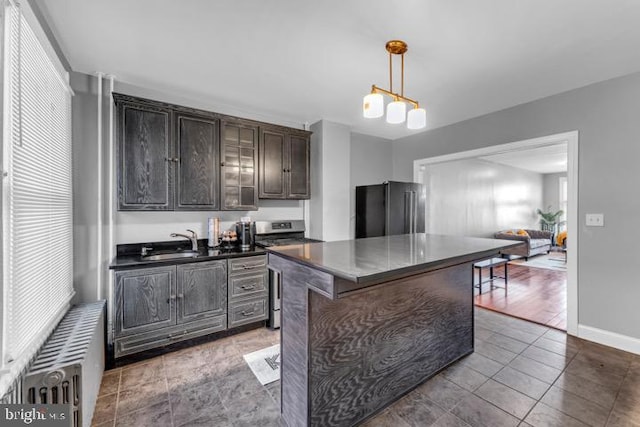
[170,229,198,251]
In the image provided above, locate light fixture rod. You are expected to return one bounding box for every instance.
[389,52,393,94]
[401,52,405,97]
[371,85,419,109]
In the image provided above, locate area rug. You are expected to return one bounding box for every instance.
[243,344,280,385]
[509,252,566,271]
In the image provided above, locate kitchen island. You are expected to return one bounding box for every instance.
[267,233,520,427]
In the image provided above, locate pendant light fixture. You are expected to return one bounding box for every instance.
[362,40,426,130]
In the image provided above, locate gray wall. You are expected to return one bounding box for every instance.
[392,71,640,340]
[349,133,393,238]
[425,159,543,237]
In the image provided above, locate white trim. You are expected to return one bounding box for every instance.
[413,131,579,336]
[96,72,103,301]
[578,324,640,356]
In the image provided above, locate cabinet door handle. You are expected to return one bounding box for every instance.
[221,162,225,166]
[241,264,259,270]
[177,293,184,299]
[241,310,255,317]
[240,284,255,290]
[167,294,176,303]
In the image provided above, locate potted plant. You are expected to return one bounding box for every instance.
[536,206,564,232]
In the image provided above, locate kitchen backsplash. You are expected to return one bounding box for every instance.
[115,200,305,244]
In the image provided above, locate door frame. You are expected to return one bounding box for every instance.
[412,131,579,336]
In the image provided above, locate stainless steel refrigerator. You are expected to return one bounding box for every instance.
[355,181,426,238]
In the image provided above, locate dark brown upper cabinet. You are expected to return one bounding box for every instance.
[259,128,310,199]
[115,93,310,210]
[117,99,173,210]
[175,111,220,210]
[115,94,219,211]
[220,120,258,210]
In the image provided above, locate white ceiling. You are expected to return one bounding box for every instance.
[35,0,640,140]
[479,143,568,174]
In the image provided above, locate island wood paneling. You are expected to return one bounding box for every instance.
[270,253,474,427]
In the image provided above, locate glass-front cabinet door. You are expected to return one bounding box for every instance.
[221,121,258,210]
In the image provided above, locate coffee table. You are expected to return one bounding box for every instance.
[473,257,508,294]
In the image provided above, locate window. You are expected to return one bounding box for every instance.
[1,1,74,395]
[559,176,568,230]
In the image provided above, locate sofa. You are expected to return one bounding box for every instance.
[494,229,553,259]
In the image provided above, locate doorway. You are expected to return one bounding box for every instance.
[413,131,578,335]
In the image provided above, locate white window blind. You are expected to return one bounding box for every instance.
[1,1,74,387]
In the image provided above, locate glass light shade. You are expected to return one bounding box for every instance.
[363,93,384,118]
[407,108,427,130]
[386,101,406,124]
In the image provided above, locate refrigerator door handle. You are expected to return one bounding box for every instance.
[413,191,418,234]
[409,191,414,234]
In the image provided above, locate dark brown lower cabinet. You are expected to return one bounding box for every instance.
[113,260,227,358]
[112,256,268,358]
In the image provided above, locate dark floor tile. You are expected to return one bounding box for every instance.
[223,389,281,427]
[163,343,212,372]
[119,358,165,391]
[553,372,619,410]
[91,393,117,425]
[391,392,446,426]
[540,386,610,426]
[216,365,268,405]
[533,337,579,358]
[442,364,489,392]
[486,333,529,354]
[175,413,233,427]
[169,380,225,426]
[524,402,589,427]
[432,412,472,427]
[232,328,278,354]
[564,357,626,390]
[498,327,541,345]
[460,352,505,377]
[452,394,520,427]
[475,341,518,365]
[416,374,471,411]
[475,379,536,419]
[509,355,562,384]
[115,400,172,427]
[606,411,640,427]
[361,408,411,427]
[521,345,571,370]
[165,360,217,392]
[265,380,281,408]
[610,389,640,421]
[475,326,495,341]
[505,319,549,337]
[493,366,551,400]
[98,370,120,397]
[572,351,631,379]
[117,378,169,415]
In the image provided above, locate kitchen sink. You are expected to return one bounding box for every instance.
[142,251,200,261]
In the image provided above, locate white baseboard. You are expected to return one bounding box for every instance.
[577,324,640,355]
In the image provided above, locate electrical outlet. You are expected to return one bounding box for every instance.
[586,213,604,227]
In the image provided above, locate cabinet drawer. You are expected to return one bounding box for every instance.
[228,297,267,328]
[228,255,266,275]
[114,315,226,358]
[229,272,267,300]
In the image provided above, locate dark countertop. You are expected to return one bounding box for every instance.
[268,233,521,284]
[110,240,266,270]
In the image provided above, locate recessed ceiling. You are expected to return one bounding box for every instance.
[34,0,640,140]
[480,143,568,174]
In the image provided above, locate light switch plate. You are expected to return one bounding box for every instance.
[586,213,604,227]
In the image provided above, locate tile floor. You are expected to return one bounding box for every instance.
[92,309,640,427]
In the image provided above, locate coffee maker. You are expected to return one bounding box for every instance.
[236,220,255,251]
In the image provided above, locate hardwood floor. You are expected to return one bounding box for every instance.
[474,261,567,330]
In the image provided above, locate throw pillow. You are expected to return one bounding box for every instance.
[505,230,514,235]
[516,229,529,237]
